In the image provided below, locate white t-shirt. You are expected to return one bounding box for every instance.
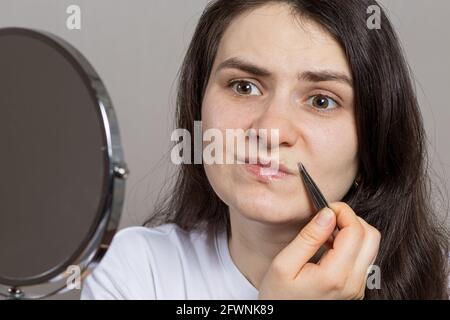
[80,223,259,300]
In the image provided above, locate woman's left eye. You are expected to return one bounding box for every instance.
[306,94,340,112]
[229,80,262,96]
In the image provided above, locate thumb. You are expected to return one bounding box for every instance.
[271,208,336,278]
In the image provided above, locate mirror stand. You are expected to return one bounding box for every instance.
[3,287,24,300]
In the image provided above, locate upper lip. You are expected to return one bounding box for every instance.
[237,156,298,176]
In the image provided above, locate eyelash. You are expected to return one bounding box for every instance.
[307,95,341,114]
[227,79,262,97]
[226,79,342,113]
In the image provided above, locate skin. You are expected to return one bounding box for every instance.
[201,3,380,299]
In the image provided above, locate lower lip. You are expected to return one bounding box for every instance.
[241,164,290,183]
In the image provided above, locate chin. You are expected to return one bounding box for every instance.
[232,193,314,225]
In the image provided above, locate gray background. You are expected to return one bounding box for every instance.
[0,0,448,300]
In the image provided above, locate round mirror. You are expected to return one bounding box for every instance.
[0,28,128,299]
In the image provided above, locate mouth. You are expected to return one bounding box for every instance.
[237,156,298,183]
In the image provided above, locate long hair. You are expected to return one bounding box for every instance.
[144,0,449,299]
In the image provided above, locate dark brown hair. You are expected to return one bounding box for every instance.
[145,0,449,299]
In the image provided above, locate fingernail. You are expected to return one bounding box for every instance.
[315,208,334,227]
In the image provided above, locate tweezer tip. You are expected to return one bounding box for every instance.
[298,162,305,173]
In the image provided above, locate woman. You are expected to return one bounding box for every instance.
[81,0,449,299]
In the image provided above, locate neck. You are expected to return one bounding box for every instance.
[227,207,306,290]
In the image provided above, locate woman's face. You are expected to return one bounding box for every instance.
[202,3,358,225]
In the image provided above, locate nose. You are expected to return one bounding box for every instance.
[250,91,299,150]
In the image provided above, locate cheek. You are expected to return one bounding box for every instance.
[303,108,357,161]
[306,117,358,199]
[201,88,240,204]
[201,86,253,131]
[203,163,235,209]
[316,125,357,163]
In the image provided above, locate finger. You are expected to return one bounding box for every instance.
[317,247,331,265]
[324,237,334,250]
[272,207,336,279]
[325,228,339,247]
[318,202,365,279]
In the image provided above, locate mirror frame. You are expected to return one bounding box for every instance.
[0,27,128,299]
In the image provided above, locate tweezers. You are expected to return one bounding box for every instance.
[298,161,340,238]
[298,162,330,212]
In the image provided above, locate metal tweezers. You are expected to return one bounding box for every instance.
[298,162,340,239]
[298,162,330,212]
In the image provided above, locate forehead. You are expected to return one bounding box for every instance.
[214,3,351,76]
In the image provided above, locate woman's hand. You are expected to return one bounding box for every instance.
[258,202,381,300]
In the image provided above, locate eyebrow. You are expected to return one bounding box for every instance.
[216,57,353,87]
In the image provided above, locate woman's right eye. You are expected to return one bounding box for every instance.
[229,80,262,96]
